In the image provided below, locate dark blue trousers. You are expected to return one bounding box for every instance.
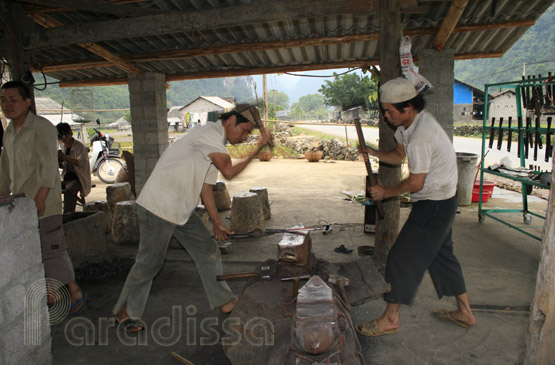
[384,195,467,305]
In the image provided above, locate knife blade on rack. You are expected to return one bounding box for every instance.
[507,116,513,152]
[546,117,553,162]
[488,117,495,149]
[517,116,523,158]
[524,117,530,159]
[497,117,504,150]
[533,117,538,161]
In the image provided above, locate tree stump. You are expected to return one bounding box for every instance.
[106,182,134,211]
[212,180,231,211]
[230,192,265,234]
[84,200,112,233]
[249,187,271,219]
[112,201,140,244]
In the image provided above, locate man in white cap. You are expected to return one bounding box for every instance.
[357,77,475,337]
[113,104,271,332]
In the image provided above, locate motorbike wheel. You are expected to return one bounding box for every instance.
[97,158,123,184]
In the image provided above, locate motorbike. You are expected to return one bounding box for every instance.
[89,119,123,184]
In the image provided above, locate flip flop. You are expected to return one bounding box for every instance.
[70,293,87,314]
[356,320,398,337]
[334,244,353,254]
[433,309,472,328]
[115,317,145,334]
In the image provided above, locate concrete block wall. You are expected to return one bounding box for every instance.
[128,72,169,194]
[418,49,455,140]
[0,197,52,364]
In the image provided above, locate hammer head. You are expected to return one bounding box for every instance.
[328,274,349,286]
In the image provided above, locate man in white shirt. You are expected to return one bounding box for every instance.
[357,78,475,337]
[114,104,271,333]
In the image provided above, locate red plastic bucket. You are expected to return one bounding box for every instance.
[472,180,497,202]
[472,189,492,202]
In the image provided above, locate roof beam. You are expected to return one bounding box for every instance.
[24,0,149,14]
[433,0,469,50]
[27,0,424,50]
[56,50,504,88]
[21,0,158,17]
[30,13,143,74]
[32,18,535,73]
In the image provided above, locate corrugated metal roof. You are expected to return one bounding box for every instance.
[8,0,554,86]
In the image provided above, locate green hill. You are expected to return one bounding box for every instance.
[34,75,254,122]
[455,4,555,89]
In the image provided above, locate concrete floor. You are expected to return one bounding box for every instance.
[52,159,549,364]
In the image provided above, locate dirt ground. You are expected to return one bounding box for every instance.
[60,157,549,364]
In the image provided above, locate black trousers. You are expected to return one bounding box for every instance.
[384,195,467,305]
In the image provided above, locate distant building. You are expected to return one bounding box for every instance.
[488,90,517,121]
[179,96,236,129]
[35,97,82,126]
[106,116,131,131]
[453,80,485,123]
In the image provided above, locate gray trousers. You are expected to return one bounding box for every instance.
[113,206,235,319]
[384,196,466,305]
[39,214,75,285]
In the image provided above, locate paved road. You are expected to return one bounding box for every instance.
[298,124,552,171]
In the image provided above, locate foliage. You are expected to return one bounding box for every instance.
[455,4,555,90]
[290,93,329,120]
[248,89,289,119]
[318,72,378,111]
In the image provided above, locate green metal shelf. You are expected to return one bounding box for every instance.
[478,76,553,241]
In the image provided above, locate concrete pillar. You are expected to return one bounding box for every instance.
[418,49,455,141]
[0,197,52,364]
[128,72,168,194]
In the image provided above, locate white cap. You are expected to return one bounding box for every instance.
[379,77,418,104]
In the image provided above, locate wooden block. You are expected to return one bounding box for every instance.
[230,192,265,234]
[249,186,271,219]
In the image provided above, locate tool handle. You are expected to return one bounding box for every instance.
[354,119,384,219]
[488,118,495,149]
[497,117,504,150]
[217,272,259,281]
[536,117,542,149]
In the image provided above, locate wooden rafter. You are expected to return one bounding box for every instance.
[56,49,504,88]
[27,0,427,50]
[24,0,149,14]
[31,18,535,74]
[21,0,158,17]
[30,13,143,75]
[433,0,470,50]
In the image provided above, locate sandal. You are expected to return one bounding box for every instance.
[70,293,87,314]
[356,320,398,337]
[115,317,145,334]
[334,244,353,254]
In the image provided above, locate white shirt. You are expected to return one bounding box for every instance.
[137,120,229,225]
[394,110,457,201]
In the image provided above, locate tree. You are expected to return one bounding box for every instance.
[290,93,329,120]
[319,72,378,111]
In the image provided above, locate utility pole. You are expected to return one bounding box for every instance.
[262,74,268,127]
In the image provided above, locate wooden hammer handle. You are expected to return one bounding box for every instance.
[217,272,260,281]
[354,118,384,219]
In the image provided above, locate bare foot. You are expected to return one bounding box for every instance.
[221,297,239,314]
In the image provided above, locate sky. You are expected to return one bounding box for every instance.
[251,68,367,105]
